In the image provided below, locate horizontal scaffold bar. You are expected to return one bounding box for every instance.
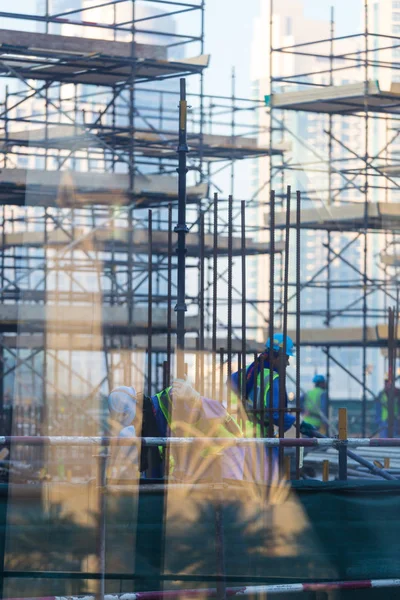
[0,436,400,447]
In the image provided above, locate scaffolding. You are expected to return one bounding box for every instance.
[0,1,284,441]
[2,3,400,598]
[268,0,400,435]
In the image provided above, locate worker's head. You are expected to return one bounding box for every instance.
[264,333,295,368]
[108,385,137,427]
[313,374,326,389]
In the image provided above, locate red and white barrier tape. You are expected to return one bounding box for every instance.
[4,578,400,599]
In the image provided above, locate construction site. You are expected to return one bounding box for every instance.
[1,0,400,598]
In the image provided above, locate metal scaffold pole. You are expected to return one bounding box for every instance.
[269,189,276,469]
[295,190,301,478]
[362,0,369,437]
[279,185,291,472]
[175,78,189,380]
[326,5,335,436]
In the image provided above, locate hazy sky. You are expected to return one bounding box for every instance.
[203,0,363,100]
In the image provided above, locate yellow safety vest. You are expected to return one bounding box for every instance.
[156,388,242,463]
[303,387,324,429]
[379,391,399,423]
[232,368,279,437]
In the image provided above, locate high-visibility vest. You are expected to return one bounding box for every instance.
[233,367,279,437]
[378,391,399,423]
[155,387,242,461]
[303,387,324,429]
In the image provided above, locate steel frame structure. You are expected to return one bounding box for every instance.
[0,1,282,436]
[268,0,400,435]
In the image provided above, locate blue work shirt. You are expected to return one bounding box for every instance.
[231,357,295,432]
[151,393,169,437]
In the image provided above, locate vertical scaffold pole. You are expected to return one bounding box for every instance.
[279,186,291,472]
[362,0,369,437]
[269,190,276,472]
[199,211,205,395]
[388,307,395,439]
[338,408,348,481]
[212,194,218,398]
[175,79,189,380]
[241,201,247,423]
[227,195,233,411]
[166,204,173,388]
[147,210,153,396]
[326,6,335,437]
[295,190,301,479]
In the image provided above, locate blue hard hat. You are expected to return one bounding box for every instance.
[313,374,326,385]
[265,333,295,357]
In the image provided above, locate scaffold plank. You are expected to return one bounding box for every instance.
[0,168,207,206]
[0,28,166,60]
[0,332,265,353]
[380,164,400,176]
[267,325,400,347]
[1,228,283,257]
[270,202,400,232]
[269,80,400,115]
[0,125,288,160]
[0,304,199,334]
[381,253,400,267]
[0,28,209,84]
[4,321,396,349]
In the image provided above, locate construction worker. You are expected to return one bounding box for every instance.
[108,380,244,482]
[375,374,400,438]
[230,333,296,481]
[301,374,328,435]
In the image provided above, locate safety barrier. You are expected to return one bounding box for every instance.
[3,577,400,599]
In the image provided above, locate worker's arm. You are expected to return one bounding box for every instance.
[110,425,140,479]
[170,380,202,424]
[231,370,240,395]
[268,377,295,431]
[231,362,256,398]
[172,380,242,437]
[320,391,328,418]
[375,393,383,426]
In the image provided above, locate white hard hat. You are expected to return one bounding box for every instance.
[108,386,137,427]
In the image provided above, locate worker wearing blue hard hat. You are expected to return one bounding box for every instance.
[301,374,328,434]
[230,332,296,481]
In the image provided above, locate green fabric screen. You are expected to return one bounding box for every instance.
[1,480,400,599]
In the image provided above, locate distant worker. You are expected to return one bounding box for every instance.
[375,374,400,438]
[301,374,328,435]
[230,333,296,481]
[108,379,244,482]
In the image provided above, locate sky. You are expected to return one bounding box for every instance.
[197,0,364,199]
[203,0,363,100]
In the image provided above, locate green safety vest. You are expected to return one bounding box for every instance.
[379,391,399,423]
[233,368,279,437]
[155,387,174,426]
[303,387,324,429]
